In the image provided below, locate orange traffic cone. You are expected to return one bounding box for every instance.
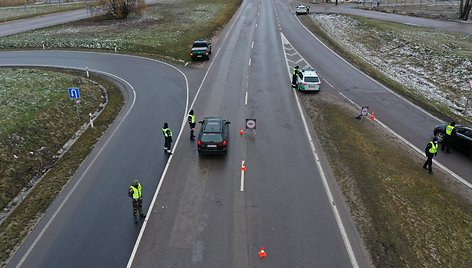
[258,247,267,259]
[240,128,244,136]
[241,163,246,171]
[370,112,375,121]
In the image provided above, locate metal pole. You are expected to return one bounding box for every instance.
[75,100,80,120]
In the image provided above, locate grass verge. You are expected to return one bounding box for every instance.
[297,13,472,266]
[301,90,472,267]
[0,68,103,211]
[298,15,472,125]
[0,69,124,265]
[0,0,242,62]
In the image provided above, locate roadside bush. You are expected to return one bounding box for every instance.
[100,0,145,19]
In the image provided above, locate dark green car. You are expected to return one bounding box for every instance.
[191,40,212,60]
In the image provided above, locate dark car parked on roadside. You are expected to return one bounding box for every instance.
[197,117,230,155]
[434,123,472,158]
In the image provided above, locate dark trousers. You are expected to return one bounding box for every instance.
[441,136,451,152]
[189,122,196,139]
[423,153,434,173]
[164,137,172,151]
[292,74,297,86]
[132,198,144,218]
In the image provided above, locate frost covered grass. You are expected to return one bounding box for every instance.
[0,68,102,211]
[298,13,472,267]
[302,14,472,123]
[0,0,242,61]
[0,68,124,265]
[0,2,85,23]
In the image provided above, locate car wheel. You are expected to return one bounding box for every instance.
[435,131,445,143]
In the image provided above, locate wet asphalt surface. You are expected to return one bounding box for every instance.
[2,1,471,267]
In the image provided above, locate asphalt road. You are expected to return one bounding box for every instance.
[315,3,472,35]
[277,2,472,182]
[1,1,471,268]
[1,51,193,267]
[128,0,368,267]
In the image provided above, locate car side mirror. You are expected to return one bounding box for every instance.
[199,121,203,124]
[225,122,231,125]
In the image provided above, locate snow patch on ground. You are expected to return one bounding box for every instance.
[313,14,472,117]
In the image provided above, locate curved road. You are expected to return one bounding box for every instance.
[1,1,471,267]
[1,51,192,267]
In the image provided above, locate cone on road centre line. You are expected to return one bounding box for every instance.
[258,247,267,259]
[241,163,246,171]
[370,112,375,121]
[240,128,244,136]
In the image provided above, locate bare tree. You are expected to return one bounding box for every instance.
[100,0,145,19]
[459,0,472,20]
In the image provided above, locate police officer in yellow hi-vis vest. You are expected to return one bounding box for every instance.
[128,179,145,223]
[423,136,438,174]
[162,122,173,155]
[188,110,196,140]
[441,121,456,153]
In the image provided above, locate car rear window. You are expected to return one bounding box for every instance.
[201,133,224,142]
[193,42,207,48]
[305,76,320,83]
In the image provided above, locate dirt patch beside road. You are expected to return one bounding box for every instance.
[300,88,472,267]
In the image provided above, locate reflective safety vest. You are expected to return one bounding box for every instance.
[162,127,172,138]
[130,183,142,200]
[188,114,196,124]
[445,125,455,136]
[429,142,438,154]
[292,68,299,75]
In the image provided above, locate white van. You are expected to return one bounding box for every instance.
[296,68,321,91]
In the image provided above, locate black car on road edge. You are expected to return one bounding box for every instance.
[434,123,472,158]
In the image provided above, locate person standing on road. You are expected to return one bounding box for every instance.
[128,179,145,223]
[441,121,456,153]
[188,110,196,140]
[423,136,438,174]
[292,66,300,88]
[162,123,173,155]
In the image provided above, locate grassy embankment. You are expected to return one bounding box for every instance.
[0,1,87,23]
[298,14,472,267]
[299,14,472,125]
[0,68,124,264]
[0,0,242,62]
[0,0,241,264]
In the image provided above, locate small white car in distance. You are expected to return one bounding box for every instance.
[295,5,309,15]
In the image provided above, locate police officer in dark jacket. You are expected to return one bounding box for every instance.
[162,123,173,155]
[188,110,196,140]
[441,121,456,153]
[292,66,301,88]
[423,136,438,174]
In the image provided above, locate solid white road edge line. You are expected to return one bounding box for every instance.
[280,33,359,268]
[241,160,245,192]
[293,16,469,188]
[126,1,246,266]
[13,69,137,268]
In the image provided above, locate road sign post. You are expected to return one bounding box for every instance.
[68,87,81,120]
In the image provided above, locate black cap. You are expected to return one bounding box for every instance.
[164,123,168,128]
